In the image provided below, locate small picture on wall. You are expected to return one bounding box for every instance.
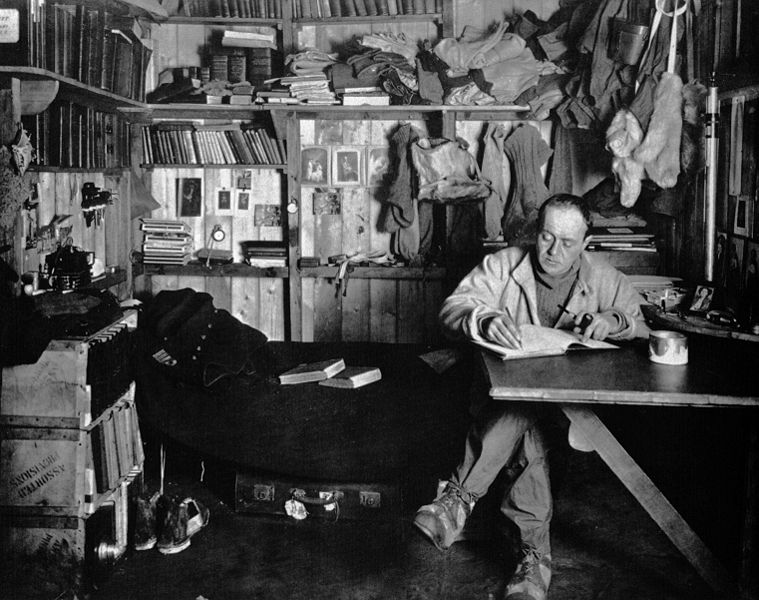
[218,189,231,211]
[746,242,759,292]
[726,236,746,306]
[316,120,343,145]
[236,170,252,190]
[301,147,329,185]
[254,204,282,227]
[367,147,391,186]
[237,191,250,211]
[333,148,361,186]
[734,195,752,236]
[176,177,202,217]
[714,231,728,286]
[313,190,341,215]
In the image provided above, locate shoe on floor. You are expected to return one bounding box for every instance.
[503,545,551,600]
[156,495,210,555]
[413,480,475,551]
[132,491,160,551]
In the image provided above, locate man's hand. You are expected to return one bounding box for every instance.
[574,311,619,342]
[480,313,523,350]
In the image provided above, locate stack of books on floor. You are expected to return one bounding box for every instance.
[278,74,339,105]
[586,227,657,253]
[140,219,193,265]
[241,241,288,267]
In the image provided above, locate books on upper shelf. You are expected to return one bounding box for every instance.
[473,325,618,360]
[181,0,282,17]
[318,366,382,388]
[142,122,285,166]
[278,358,346,384]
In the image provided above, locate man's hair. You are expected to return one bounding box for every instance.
[537,194,592,234]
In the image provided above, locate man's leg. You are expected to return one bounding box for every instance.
[414,402,540,550]
[501,426,552,600]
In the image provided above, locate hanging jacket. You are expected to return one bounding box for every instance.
[479,123,512,240]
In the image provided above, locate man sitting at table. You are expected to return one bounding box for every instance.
[413,193,648,600]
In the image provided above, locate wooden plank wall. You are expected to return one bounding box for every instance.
[134,166,287,341]
[30,171,132,300]
[451,0,560,36]
[297,117,551,343]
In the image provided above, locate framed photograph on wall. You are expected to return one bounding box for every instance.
[734,195,751,236]
[254,204,282,227]
[217,189,232,211]
[237,191,250,211]
[688,285,715,313]
[714,231,728,286]
[332,147,361,186]
[301,147,329,185]
[366,147,391,187]
[176,177,202,217]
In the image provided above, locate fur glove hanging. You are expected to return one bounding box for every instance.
[633,72,683,189]
[606,109,644,158]
[612,156,645,208]
[680,81,707,177]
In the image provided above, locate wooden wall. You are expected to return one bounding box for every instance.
[133,166,287,340]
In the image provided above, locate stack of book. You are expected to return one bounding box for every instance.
[341,89,391,106]
[142,122,285,166]
[279,74,338,105]
[586,227,657,253]
[140,219,193,265]
[181,0,283,18]
[221,28,277,51]
[293,0,442,18]
[241,241,288,268]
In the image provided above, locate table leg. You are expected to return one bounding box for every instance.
[561,405,737,598]
[741,415,758,599]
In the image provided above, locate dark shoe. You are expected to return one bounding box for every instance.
[503,545,551,600]
[413,481,475,551]
[132,492,159,551]
[156,495,210,555]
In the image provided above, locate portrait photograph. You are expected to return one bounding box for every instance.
[688,285,715,313]
[218,189,231,211]
[176,177,202,217]
[316,120,342,145]
[333,148,361,186]
[734,195,751,236]
[367,147,391,186]
[237,191,250,211]
[301,147,329,185]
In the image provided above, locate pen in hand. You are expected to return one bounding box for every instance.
[504,307,523,350]
[557,304,593,331]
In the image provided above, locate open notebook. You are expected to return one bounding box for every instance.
[474,324,618,360]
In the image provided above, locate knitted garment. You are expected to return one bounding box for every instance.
[479,122,511,240]
[502,125,553,244]
[382,124,420,233]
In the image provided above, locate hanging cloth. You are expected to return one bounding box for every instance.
[479,123,511,240]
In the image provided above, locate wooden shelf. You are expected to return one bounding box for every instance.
[294,14,442,26]
[122,103,266,122]
[134,262,288,278]
[266,103,531,121]
[89,268,129,290]
[29,166,130,175]
[299,265,446,280]
[0,67,146,112]
[140,163,285,170]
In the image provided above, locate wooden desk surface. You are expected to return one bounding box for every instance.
[483,337,759,407]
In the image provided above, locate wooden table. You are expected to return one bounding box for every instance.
[480,337,759,599]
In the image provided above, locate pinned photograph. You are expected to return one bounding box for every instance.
[333,148,361,186]
[316,120,343,145]
[313,190,342,215]
[688,285,715,313]
[367,147,391,186]
[236,170,252,190]
[714,231,728,286]
[301,147,329,185]
[734,195,751,236]
[237,191,250,211]
[218,189,231,211]
[176,177,202,217]
[254,204,282,227]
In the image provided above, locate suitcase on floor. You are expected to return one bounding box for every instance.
[234,471,402,523]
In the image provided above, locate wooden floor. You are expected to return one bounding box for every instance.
[85,447,725,600]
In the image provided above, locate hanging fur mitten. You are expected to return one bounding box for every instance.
[612,156,645,207]
[605,109,644,158]
[633,73,683,189]
[680,81,707,177]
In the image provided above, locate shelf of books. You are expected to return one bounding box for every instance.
[292,0,443,20]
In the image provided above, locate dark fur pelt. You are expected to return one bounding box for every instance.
[680,81,707,177]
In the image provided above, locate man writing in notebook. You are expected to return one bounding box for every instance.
[414,194,648,600]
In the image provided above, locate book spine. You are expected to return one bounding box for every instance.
[386,0,398,14]
[402,0,414,14]
[328,0,342,16]
[365,0,378,16]
[424,0,434,12]
[412,0,424,14]
[353,0,368,16]
[374,0,388,15]
[342,0,357,16]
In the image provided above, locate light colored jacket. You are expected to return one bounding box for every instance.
[440,246,648,343]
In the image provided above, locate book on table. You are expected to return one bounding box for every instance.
[318,366,382,389]
[474,324,618,360]
[278,358,346,384]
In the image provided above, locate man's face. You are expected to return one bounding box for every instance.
[535,205,590,276]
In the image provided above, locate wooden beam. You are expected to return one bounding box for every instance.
[562,405,737,598]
